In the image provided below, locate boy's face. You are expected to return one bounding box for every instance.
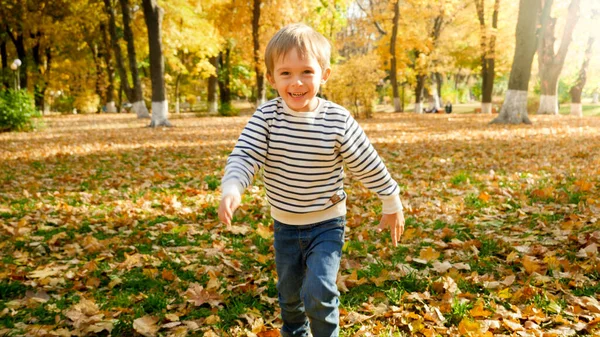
[267,48,331,112]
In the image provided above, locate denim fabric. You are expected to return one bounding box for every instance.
[274,216,346,337]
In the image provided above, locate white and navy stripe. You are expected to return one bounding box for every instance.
[222,97,399,215]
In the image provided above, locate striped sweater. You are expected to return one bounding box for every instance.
[221,97,402,225]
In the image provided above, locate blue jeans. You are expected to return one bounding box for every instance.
[274,216,346,337]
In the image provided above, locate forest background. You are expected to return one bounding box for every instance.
[1,0,599,122]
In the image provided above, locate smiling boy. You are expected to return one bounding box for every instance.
[219,23,405,337]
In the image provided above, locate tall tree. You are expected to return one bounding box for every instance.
[119,0,150,118]
[569,18,596,116]
[474,0,500,114]
[104,0,132,110]
[142,0,170,127]
[491,0,541,125]
[207,55,219,113]
[537,0,580,115]
[252,0,265,106]
[389,0,401,112]
[100,22,117,113]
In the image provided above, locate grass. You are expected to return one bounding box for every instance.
[1,112,600,336]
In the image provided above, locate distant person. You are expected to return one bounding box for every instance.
[218,23,405,337]
[445,101,452,114]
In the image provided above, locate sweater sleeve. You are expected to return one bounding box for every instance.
[339,114,403,214]
[221,109,269,198]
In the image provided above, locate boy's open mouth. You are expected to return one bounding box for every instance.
[290,92,306,98]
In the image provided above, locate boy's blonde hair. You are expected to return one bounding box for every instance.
[265,23,331,76]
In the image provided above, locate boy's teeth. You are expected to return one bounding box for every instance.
[291,93,304,97]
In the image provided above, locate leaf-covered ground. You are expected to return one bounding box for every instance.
[0,112,599,337]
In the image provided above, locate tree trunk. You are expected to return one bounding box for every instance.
[86,39,104,113]
[104,0,133,106]
[1,38,8,90]
[252,0,265,106]
[175,73,181,113]
[207,55,219,114]
[491,0,541,125]
[390,0,401,112]
[120,0,150,118]
[569,34,594,117]
[475,0,500,114]
[434,72,442,110]
[218,49,232,108]
[414,74,425,113]
[142,0,170,127]
[101,22,116,113]
[537,0,580,115]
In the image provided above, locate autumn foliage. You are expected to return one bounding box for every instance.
[0,113,599,336]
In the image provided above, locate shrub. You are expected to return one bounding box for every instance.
[0,89,40,132]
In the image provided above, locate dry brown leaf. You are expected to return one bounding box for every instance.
[133,315,160,337]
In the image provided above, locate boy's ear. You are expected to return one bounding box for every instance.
[321,68,332,84]
[266,73,275,86]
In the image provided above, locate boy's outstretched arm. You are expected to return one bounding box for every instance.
[377,211,405,247]
[218,194,241,226]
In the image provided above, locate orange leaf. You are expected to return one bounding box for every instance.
[522,255,542,274]
[574,180,593,192]
[257,330,280,337]
[478,191,490,202]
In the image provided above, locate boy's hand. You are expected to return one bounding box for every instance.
[218,194,241,226]
[377,212,405,247]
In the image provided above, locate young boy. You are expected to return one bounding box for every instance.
[218,23,405,337]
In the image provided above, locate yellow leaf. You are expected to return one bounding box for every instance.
[458,318,480,335]
[419,246,440,262]
[470,300,492,317]
[256,223,272,239]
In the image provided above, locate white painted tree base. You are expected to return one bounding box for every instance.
[491,90,531,124]
[570,103,582,117]
[208,101,218,114]
[537,95,559,115]
[414,102,423,114]
[393,97,401,112]
[106,101,117,113]
[132,101,151,119]
[149,100,172,127]
[481,103,492,114]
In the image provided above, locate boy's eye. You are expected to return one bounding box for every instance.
[280,71,290,76]
[303,70,314,74]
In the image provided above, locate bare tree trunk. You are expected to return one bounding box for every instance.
[475,0,500,114]
[100,22,116,113]
[414,73,425,114]
[104,0,133,107]
[390,0,401,112]
[218,48,232,110]
[570,34,595,116]
[252,0,265,107]
[537,0,580,115]
[1,37,9,90]
[142,0,170,127]
[120,0,150,118]
[207,55,219,114]
[491,0,541,125]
